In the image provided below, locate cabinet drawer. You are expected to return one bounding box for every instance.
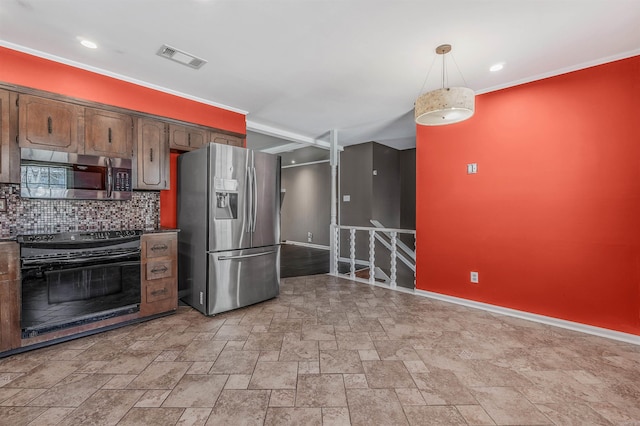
[145,280,173,303]
[145,260,173,280]
[144,236,174,258]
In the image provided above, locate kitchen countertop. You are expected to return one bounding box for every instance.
[143,227,180,234]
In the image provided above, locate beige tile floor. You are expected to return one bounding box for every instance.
[1,274,640,425]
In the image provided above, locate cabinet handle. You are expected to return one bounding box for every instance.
[47,117,52,134]
[151,244,168,251]
[188,133,191,146]
[150,148,153,162]
[108,128,112,143]
[151,288,168,297]
[151,265,168,274]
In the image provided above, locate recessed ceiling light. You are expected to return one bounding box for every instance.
[80,39,98,49]
[490,63,504,72]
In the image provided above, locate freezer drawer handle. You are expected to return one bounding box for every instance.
[217,250,276,261]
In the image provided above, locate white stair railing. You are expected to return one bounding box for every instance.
[370,220,415,261]
[331,224,416,289]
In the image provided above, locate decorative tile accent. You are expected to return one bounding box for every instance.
[0,183,160,238]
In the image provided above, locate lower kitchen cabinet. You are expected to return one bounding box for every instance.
[0,242,21,352]
[140,232,178,316]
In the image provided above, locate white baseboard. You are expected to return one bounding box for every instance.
[414,289,640,346]
[283,241,330,250]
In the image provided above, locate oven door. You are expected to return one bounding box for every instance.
[20,251,141,338]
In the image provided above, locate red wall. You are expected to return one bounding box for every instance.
[416,56,640,335]
[0,47,245,133]
[0,46,246,228]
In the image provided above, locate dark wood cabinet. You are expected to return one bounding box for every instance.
[18,94,82,153]
[0,90,20,183]
[134,118,169,190]
[168,123,208,151]
[140,233,178,317]
[0,242,21,352]
[84,108,134,158]
[209,131,244,148]
[8,87,246,187]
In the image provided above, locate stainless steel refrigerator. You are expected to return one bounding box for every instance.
[177,143,280,315]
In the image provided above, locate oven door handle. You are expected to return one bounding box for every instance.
[22,251,140,266]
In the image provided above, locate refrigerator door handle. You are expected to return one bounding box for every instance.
[245,166,252,233]
[216,250,277,261]
[252,166,258,232]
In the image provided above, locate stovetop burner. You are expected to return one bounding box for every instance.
[18,229,143,244]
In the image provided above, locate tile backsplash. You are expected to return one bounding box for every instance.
[0,183,160,237]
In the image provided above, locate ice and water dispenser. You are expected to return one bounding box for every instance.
[213,177,238,219]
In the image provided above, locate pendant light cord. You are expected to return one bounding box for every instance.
[416,54,438,100]
[449,52,469,87]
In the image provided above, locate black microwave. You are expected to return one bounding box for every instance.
[20,148,133,200]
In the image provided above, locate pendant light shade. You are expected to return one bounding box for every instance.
[415,87,475,125]
[415,44,475,126]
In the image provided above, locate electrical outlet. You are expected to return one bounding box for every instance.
[307,232,313,242]
[470,271,479,284]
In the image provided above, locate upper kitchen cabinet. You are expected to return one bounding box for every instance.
[18,94,82,153]
[84,108,134,159]
[209,131,244,148]
[168,123,207,151]
[0,90,20,183]
[134,117,169,190]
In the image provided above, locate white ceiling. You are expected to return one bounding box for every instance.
[1,0,639,153]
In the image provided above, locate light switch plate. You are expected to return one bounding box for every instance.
[343,195,351,202]
[467,163,478,174]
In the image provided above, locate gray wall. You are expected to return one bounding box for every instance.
[281,162,331,246]
[399,148,416,230]
[340,141,405,229]
[372,143,400,228]
[340,143,373,227]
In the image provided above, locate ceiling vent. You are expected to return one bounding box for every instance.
[156,44,207,70]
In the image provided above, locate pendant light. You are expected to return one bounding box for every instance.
[414,44,475,126]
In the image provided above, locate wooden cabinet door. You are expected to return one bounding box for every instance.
[140,233,178,317]
[135,118,169,190]
[188,127,207,150]
[0,90,9,183]
[18,95,81,152]
[85,108,133,158]
[209,131,244,148]
[169,124,208,151]
[0,90,20,183]
[168,124,190,150]
[0,242,20,352]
